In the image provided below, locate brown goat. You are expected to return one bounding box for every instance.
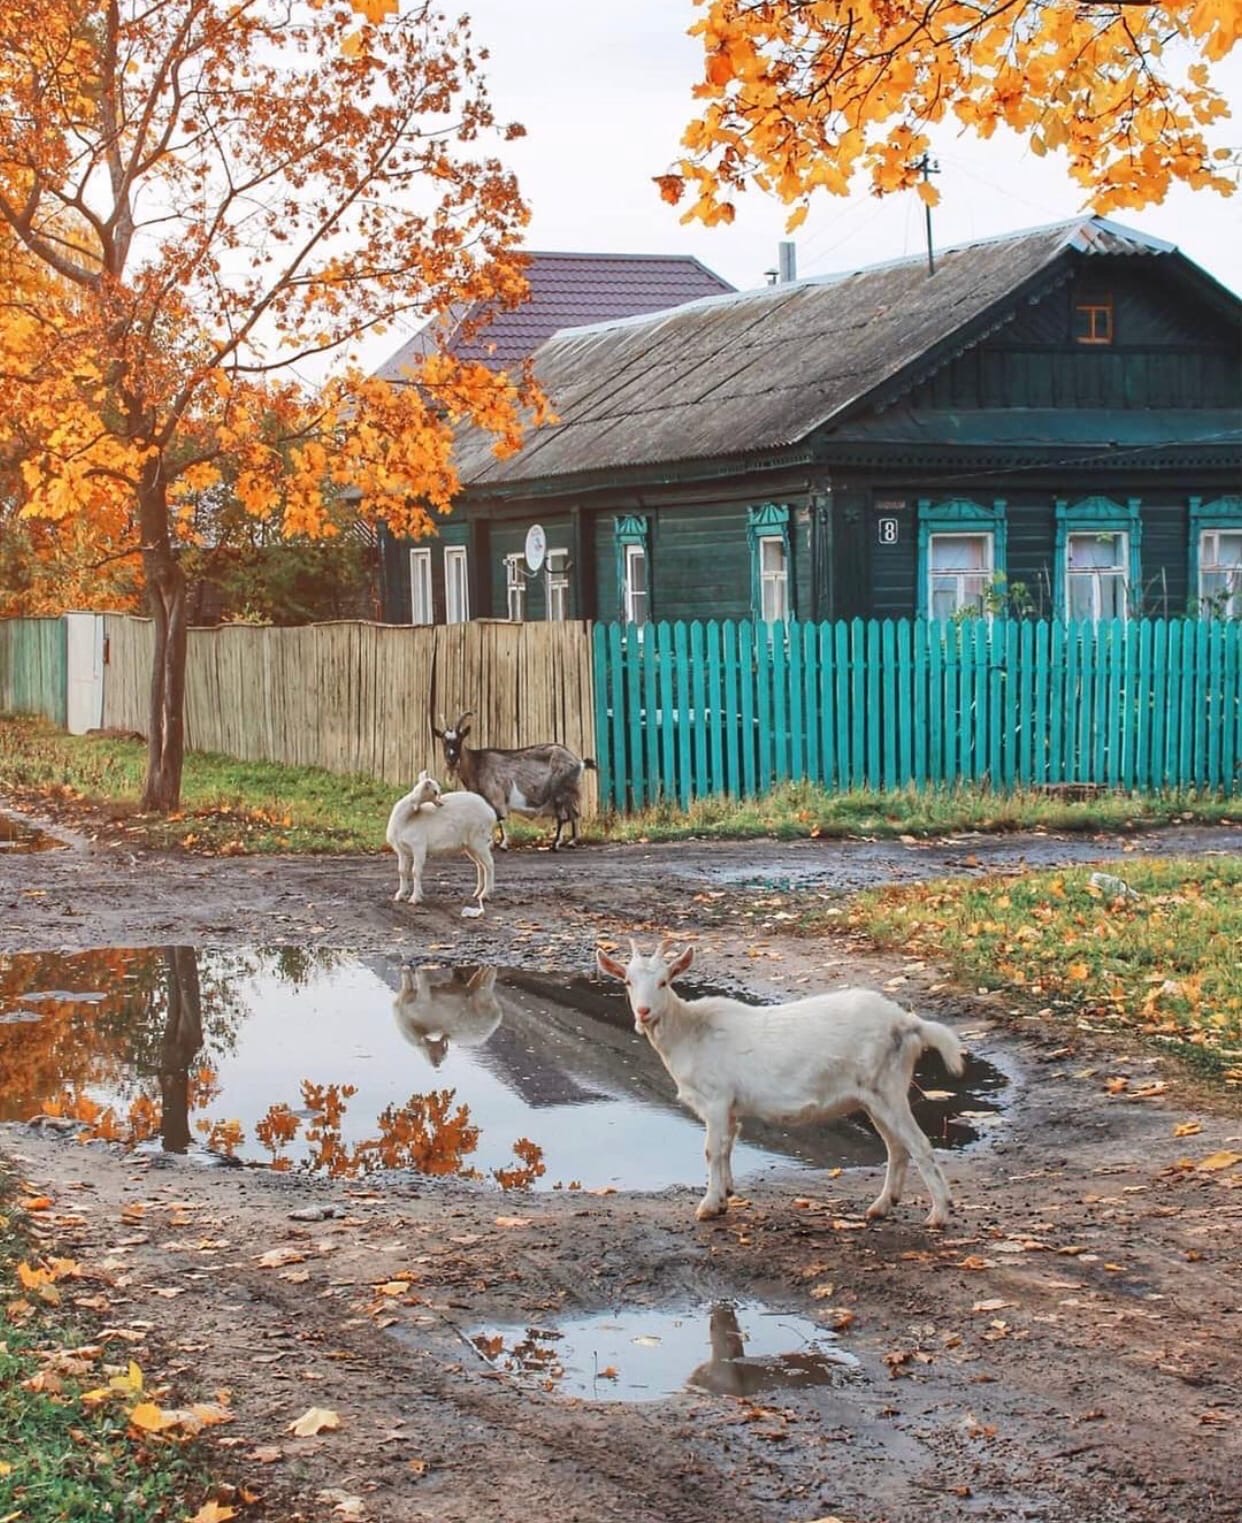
[432,710,596,850]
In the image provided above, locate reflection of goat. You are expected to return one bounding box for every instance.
[686,1304,852,1398]
[393,966,503,1069]
[385,771,496,908]
[433,710,596,850]
[597,939,964,1227]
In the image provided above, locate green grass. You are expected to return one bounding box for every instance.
[0,1172,216,1521]
[0,713,1236,855]
[835,857,1242,1082]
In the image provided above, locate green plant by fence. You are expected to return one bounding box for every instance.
[0,618,67,727]
[592,618,1242,809]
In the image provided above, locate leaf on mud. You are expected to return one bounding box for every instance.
[188,1504,237,1523]
[19,1196,53,1212]
[257,1247,305,1269]
[317,1489,364,1519]
[1173,1121,1202,1137]
[494,1216,529,1228]
[1104,1076,1129,1094]
[246,1445,283,1463]
[289,1406,341,1437]
[1197,1151,1242,1172]
[809,1282,835,1300]
[971,1298,1013,1313]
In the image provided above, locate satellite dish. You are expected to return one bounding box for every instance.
[524,524,547,573]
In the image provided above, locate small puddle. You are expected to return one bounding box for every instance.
[0,812,63,853]
[465,1300,859,1402]
[0,947,1007,1190]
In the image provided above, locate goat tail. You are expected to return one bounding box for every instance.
[916,1018,965,1077]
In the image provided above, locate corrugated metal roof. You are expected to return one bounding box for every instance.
[454,216,1204,490]
[373,251,734,380]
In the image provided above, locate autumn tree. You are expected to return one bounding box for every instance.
[665,1,1239,226]
[0,0,542,809]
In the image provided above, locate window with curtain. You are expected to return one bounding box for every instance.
[1066,532,1128,621]
[505,554,526,621]
[928,533,992,619]
[545,548,569,621]
[409,548,433,625]
[444,545,469,624]
[623,542,648,625]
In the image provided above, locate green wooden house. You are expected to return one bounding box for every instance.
[380,217,1241,626]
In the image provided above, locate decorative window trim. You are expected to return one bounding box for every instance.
[409,547,433,625]
[1054,496,1141,620]
[545,547,569,622]
[1189,496,1242,614]
[504,552,526,622]
[444,544,470,624]
[747,503,792,622]
[916,498,1007,619]
[614,514,650,624]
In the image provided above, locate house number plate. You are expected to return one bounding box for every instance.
[877,516,899,545]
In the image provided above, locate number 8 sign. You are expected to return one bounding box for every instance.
[877,517,899,545]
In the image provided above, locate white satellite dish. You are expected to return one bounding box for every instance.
[524,523,547,573]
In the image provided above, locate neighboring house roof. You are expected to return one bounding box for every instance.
[453,216,1241,493]
[373,251,735,380]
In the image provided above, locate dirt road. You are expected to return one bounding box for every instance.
[2,817,1240,1522]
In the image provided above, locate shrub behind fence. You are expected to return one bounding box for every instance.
[592,617,1242,809]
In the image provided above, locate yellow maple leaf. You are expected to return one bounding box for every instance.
[187,1503,238,1523]
[129,1401,177,1433]
[289,1406,341,1437]
[1197,1150,1242,1172]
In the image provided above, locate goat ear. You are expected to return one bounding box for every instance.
[668,946,695,980]
[596,948,627,982]
[417,769,429,781]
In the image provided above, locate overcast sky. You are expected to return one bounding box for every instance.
[372,0,1242,344]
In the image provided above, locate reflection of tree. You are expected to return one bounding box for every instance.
[158,947,204,1153]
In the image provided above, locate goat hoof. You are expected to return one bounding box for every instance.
[695,1199,727,1221]
[924,1210,949,1229]
[865,1200,891,1221]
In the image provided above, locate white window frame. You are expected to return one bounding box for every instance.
[444,545,470,624]
[1065,530,1129,623]
[623,542,648,626]
[758,534,788,623]
[409,547,433,625]
[927,531,994,621]
[504,553,526,621]
[545,548,569,622]
[1198,529,1242,618]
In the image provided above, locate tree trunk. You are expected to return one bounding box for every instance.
[138,470,188,812]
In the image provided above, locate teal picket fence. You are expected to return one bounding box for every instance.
[591,617,1242,809]
[0,617,67,726]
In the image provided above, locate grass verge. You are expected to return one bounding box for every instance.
[835,856,1242,1083]
[0,1169,218,1521]
[0,713,1237,855]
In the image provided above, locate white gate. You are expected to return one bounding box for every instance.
[65,612,106,735]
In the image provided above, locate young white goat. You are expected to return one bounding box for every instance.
[596,939,965,1227]
[385,772,497,910]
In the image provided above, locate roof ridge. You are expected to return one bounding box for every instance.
[547,216,1174,343]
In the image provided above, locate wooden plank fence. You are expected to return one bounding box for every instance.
[100,616,598,808]
[592,617,1242,809]
[0,617,67,726]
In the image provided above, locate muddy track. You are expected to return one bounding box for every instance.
[2,815,1240,1521]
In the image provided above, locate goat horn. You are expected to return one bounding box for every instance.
[628,937,641,960]
[657,937,678,957]
[454,709,474,729]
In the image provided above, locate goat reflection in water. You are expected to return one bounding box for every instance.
[392,965,503,1068]
[685,1303,855,1398]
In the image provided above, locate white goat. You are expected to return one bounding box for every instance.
[385,772,497,909]
[596,939,964,1227]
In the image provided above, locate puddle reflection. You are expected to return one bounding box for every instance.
[0,947,1007,1192]
[467,1300,859,1403]
[0,812,63,853]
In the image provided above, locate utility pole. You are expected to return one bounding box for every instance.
[914,154,940,276]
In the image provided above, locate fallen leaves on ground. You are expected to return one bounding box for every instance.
[289,1406,341,1437]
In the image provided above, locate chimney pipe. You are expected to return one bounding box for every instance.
[778,241,797,283]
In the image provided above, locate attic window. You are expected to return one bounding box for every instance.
[1073,292,1114,345]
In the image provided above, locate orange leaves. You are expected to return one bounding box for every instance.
[675,0,1238,222]
[289,1406,341,1437]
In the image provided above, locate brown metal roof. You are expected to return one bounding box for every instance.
[373,251,734,381]
[453,217,1200,492]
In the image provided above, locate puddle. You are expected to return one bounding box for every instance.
[0,947,1007,1190]
[0,811,63,853]
[465,1300,859,1403]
